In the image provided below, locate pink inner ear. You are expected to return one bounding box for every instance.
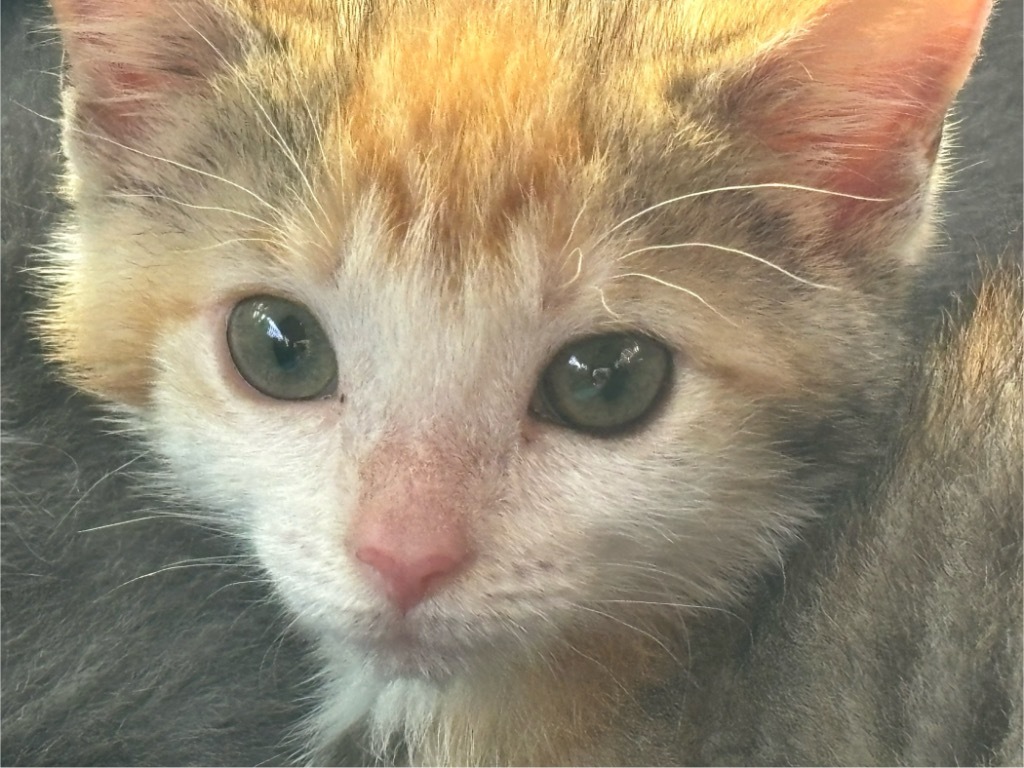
[51,0,235,141]
[753,0,992,201]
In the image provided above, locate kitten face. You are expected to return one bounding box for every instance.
[146,181,812,681]
[45,0,990,726]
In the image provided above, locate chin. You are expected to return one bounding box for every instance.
[354,630,471,683]
[366,645,469,683]
[319,611,497,685]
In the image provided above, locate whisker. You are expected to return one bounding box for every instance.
[178,236,281,253]
[594,598,737,617]
[78,514,168,533]
[619,241,839,291]
[612,272,738,326]
[596,286,621,319]
[109,192,283,230]
[282,49,333,183]
[110,558,253,591]
[549,633,634,699]
[59,453,145,525]
[603,570,705,602]
[263,611,307,676]
[559,198,590,259]
[0,437,83,485]
[605,182,890,238]
[207,576,276,602]
[572,604,678,663]
[176,12,333,240]
[18,101,280,213]
[604,560,699,579]
[70,123,278,214]
[559,247,586,289]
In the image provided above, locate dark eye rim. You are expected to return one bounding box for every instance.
[226,293,339,402]
[530,331,675,438]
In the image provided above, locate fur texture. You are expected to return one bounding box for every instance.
[2,0,1020,764]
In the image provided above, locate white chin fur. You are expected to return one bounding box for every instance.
[306,654,445,764]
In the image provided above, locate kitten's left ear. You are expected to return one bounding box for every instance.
[740,0,992,210]
[51,0,245,149]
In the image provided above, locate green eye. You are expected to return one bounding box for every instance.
[227,295,338,400]
[531,333,671,434]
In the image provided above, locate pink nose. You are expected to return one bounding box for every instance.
[355,545,467,614]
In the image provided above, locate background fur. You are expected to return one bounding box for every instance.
[1,0,1021,765]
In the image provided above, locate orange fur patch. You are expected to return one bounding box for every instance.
[337,3,590,272]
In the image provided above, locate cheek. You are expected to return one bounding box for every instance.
[509,374,797,601]
[148,327,375,621]
[146,313,356,538]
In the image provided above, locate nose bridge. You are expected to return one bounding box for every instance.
[339,230,541,460]
[358,435,475,506]
[375,292,522,423]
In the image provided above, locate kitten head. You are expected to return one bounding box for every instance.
[43,0,989,713]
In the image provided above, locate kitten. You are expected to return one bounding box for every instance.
[36,0,1014,764]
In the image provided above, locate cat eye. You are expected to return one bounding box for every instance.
[227,295,338,400]
[531,333,671,434]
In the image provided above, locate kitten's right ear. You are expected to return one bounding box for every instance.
[728,0,991,234]
[51,0,244,149]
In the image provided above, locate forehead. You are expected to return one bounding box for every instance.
[232,0,816,296]
[331,3,595,278]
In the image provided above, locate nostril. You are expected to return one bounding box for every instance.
[355,545,466,613]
